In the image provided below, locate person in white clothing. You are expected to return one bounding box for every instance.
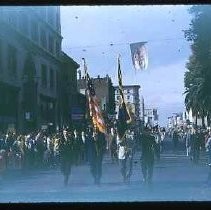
[117,130,135,183]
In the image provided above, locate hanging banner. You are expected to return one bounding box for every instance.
[130,42,148,70]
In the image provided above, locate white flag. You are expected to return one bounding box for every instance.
[130,42,148,70]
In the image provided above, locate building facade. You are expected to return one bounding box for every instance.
[0,6,62,132]
[77,75,116,126]
[144,108,158,127]
[59,52,85,130]
[114,85,141,125]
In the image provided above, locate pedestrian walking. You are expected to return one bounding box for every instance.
[140,126,156,186]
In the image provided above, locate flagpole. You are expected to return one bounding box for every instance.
[117,54,132,141]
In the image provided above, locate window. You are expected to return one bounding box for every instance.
[31,20,39,42]
[55,41,60,57]
[127,89,130,93]
[117,96,120,100]
[40,29,47,49]
[56,7,60,30]
[19,12,29,35]
[38,7,47,21]
[127,95,130,100]
[8,44,17,77]
[47,7,54,25]
[8,12,17,27]
[50,68,54,88]
[41,64,47,88]
[48,35,54,54]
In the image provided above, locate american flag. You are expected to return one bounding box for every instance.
[86,72,107,134]
[117,56,132,140]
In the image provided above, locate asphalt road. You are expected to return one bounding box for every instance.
[0,138,211,203]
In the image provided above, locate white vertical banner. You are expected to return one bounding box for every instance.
[130,42,148,70]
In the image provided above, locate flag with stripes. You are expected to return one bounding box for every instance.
[117,56,132,140]
[86,72,107,134]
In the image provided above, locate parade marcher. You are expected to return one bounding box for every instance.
[117,129,135,183]
[35,131,46,168]
[85,127,94,163]
[185,128,191,157]
[140,126,156,186]
[172,129,179,152]
[109,127,118,164]
[191,128,201,164]
[11,135,23,169]
[160,128,166,153]
[59,129,75,186]
[73,129,84,165]
[153,127,161,161]
[5,131,16,169]
[80,130,86,163]
[26,133,36,169]
[43,134,54,168]
[52,132,61,167]
[88,126,106,185]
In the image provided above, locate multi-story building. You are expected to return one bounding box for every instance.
[0,6,62,132]
[114,85,141,125]
[77,74,116,126]
[59,52,86,130]
[144,108,158,127]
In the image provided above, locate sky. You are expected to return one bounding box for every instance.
[60,5,193,126]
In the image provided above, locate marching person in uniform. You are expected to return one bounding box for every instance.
[140,126,156,186]
[153,127,161,161]
[88,126,106,185]
[59,129,75,186]
[109,127,118,164]
[117,129,135,183]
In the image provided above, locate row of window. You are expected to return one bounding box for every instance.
[35,6,60,29]
[115,89,132,94]
[116,95,131,100]
[0,40,56,90]
[0,40,18,77]
[41,64,55,89]
[2,9,61,58]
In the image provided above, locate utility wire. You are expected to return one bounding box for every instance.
[67,37,186,50]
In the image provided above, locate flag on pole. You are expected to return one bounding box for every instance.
[85,66,106,134]
[130,42,148,70]
[117,55,132,140]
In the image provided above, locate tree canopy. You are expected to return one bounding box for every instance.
[184,5,211,126]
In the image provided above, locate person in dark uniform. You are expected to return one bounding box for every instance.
[140,126,156,186]
[172,129,179,152]
[192,128,201,164]
[59,129,75,186]
[88,126,106,185]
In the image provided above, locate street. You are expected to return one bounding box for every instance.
[0,138,211,203]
